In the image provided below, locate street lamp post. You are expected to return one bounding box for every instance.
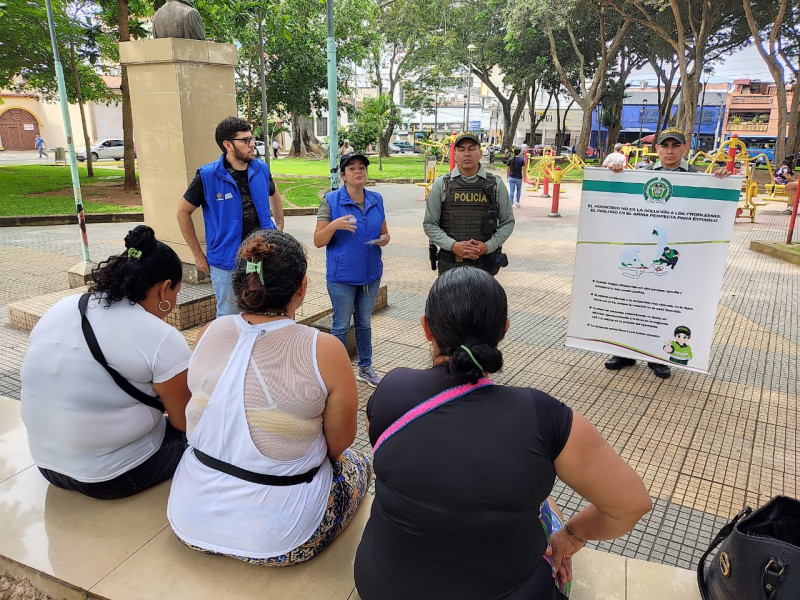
[638,98,648,147]
[465,44,476,131]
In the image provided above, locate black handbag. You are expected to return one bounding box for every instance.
[697,496,800,599]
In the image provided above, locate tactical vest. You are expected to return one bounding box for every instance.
[439,173,497,243]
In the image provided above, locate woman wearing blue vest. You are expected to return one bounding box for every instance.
[314,153,390,388]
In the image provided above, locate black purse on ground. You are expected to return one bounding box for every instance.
[697,496,800,600]
[78,293,164,412]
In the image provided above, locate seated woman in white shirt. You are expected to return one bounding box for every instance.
[21,225,191,500]
[168,230,372,566]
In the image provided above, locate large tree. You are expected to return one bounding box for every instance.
[437,0,529,151]
[600,0,750,144]
[0,0,116,177]
[743,0,791,161]
[512,0,631,157]
[196,0,372,157]
[778,3,800,158]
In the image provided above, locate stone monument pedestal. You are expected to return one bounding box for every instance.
[119,38,238,281]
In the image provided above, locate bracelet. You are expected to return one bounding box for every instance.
[564,524,588,545]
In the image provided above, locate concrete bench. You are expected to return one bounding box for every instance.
[0,396,700,600]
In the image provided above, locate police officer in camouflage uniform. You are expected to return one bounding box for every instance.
[423,132,515,275]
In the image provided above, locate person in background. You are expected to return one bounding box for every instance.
[177,117,284,318]
[774,155,797,214]
[314,153,390,388]
[339,139,355,157]
[168,230,371,565]
[355,267,652,599]
[506,148,525,208]
[273,139,279,159]
[21,225,191,500]
[35,135,48,159]
[602,143,627,169]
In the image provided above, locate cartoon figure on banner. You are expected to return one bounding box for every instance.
[663,326,693,365]
[655,246,680,269]
[618,228,676,279]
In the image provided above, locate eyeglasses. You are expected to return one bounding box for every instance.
[230,136,255,145]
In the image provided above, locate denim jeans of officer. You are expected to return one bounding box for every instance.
[209,265,238,317]
[326,279,380,369]
[508,177,522,205]
[39,418,187,500]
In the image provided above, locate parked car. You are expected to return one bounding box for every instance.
[482,144,502,156]
[76,139,135,162]
[389,140,415,153]
[254,140,266,157]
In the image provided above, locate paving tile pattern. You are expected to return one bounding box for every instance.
[1,181,797,571]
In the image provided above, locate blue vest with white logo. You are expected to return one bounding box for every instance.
[198,155,275,270]
[325,186,385,285]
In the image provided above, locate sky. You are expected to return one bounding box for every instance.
[630,45,788,86]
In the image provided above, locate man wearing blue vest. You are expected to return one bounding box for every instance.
[177,117,284,317]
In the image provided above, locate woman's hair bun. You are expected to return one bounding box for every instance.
[124,225,158,257]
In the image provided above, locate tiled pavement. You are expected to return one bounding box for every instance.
[1,178,797,573]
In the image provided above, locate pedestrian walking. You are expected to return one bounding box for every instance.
[35,135,48,159]
[273,139,279,159]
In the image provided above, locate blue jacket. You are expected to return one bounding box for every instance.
[325,186,385,285]
[198,155,275,270]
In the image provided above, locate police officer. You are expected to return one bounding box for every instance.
[423,132,515,275]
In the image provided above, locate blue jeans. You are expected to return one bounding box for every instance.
[209,265,238,317]
[509,177,522,205]
[327,279,380,369]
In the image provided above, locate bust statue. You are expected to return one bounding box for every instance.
[152,0,206,41]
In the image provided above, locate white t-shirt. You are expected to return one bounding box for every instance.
[602,151,628,167]
[21,294,191,482]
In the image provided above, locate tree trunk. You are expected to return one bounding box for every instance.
[578,105,593,158]
[606,99,624,150]
[289,113,323,157]
[787,86,800,159]
[118,0,137,191]
[380,122,394,158]
[528,84,551,145]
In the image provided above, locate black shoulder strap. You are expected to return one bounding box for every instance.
[484,172,498,208]
[78,294,165,412]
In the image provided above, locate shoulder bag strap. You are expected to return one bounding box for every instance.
[78,294,165,412]
[696,506,752,600]
[372,377,494,454]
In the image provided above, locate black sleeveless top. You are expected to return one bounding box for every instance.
[355,365,573,600]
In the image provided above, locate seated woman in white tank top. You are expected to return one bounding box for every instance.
[167,230,372,566]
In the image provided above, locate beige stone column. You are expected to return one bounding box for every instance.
[119,39,237,282]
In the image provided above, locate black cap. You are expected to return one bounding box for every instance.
[340,153,370,171]
[656,127,686,145]
[453,132,480,147]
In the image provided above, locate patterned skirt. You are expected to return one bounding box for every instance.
[179,448,373,566]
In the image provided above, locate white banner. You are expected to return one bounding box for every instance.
[566,167,742,374]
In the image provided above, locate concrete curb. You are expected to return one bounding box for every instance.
[749,240,800,266]
[0,213,144,227]
[0,207,319,227]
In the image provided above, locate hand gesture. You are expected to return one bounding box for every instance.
[548,527,583,585]
[194,253,210,275]
[663,342,673,353]
[332,215,357,233]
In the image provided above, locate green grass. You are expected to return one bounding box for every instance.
[778,243,800,255]
[270,155,427,179]
[274,177,327,208]
[0,164,141,216]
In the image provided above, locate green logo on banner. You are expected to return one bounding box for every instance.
[643,177,673,204]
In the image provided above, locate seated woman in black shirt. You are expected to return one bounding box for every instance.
[355,267,652,600]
